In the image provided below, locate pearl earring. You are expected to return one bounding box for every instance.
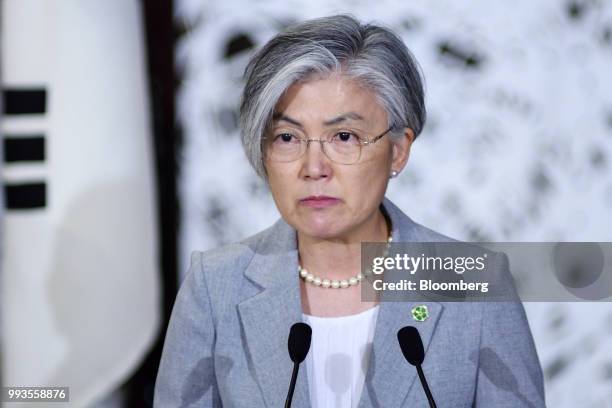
[390,170,399,178]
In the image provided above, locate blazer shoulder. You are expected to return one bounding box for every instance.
[384,197,457,243]
[411,222,457,242]
[186,224,274,304]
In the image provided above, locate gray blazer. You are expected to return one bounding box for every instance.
[154,197,545,407]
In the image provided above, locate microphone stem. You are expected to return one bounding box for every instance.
[416,364,437,408]
[285,363,300,408]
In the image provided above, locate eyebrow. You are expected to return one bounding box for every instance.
[272,112,365,127]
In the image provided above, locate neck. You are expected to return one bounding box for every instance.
[297,208,390,281]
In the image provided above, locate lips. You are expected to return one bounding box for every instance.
[299,196,341,208]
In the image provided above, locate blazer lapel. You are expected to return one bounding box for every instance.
[358,301,443,407]
[237,219,311,408]
[357,198,445,407]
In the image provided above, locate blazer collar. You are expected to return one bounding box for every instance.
[238,197,444,408]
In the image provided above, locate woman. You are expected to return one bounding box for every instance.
[155,14,544,407]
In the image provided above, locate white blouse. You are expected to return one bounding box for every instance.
[302,306,380,408]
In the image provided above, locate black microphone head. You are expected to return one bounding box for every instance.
[288,322,312,363]
[397,326,425,366]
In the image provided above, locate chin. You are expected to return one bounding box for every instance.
[295,219,348,240]
[300,229,341,241]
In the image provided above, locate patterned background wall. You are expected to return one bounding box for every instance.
[174,1,612,406]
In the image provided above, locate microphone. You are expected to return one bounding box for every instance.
[285,322,312,408]
[397,326,437,408]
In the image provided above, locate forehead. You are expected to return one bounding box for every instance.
[273,73,387,125]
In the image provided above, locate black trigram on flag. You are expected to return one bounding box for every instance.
[3,88,47,209]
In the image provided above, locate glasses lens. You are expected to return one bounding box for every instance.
[326,132,362,164]
[266,133,304,162]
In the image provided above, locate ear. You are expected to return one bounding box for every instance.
[391,127,414,173]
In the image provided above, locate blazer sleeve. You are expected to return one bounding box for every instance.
[474,253,546,407]
[154,251,221,407]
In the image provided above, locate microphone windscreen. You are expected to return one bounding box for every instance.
[397,326,425,366]
[288,322,312,363]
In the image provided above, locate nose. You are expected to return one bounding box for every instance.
[299,139,332,180]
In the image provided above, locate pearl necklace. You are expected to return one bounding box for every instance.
[298,234,393,289]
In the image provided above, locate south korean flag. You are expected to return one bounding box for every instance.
[1,1,160,406]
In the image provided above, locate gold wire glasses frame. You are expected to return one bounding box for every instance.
[264,125,395,165]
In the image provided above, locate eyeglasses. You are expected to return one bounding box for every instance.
[264,125,394,165]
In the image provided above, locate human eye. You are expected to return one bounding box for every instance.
[273,132,300,143]
[332,131,362,144]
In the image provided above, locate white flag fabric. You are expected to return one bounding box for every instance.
[1,1,160,406]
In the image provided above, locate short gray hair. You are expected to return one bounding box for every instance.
[239,14,426,179]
